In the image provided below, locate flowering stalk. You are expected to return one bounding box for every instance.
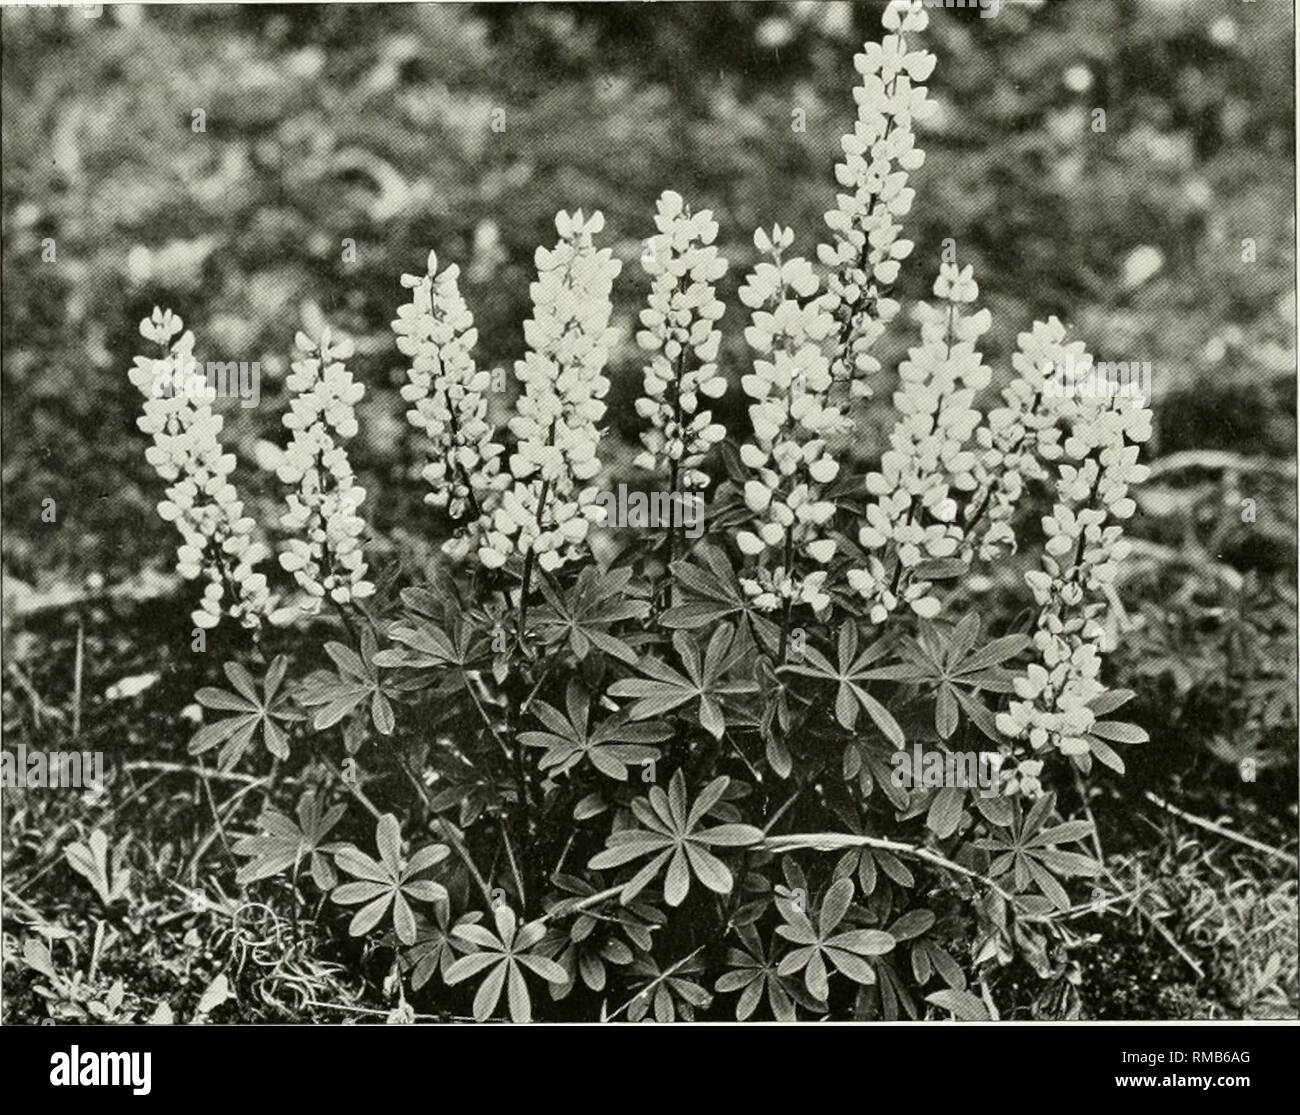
[480,209,622,587]
[735,225,844,636]
[276,327,375,613]
[995,381,1153,792]
[848,263,991,623]
[817,0,935,402]
[129,307,269,630]
[392,249,506,562]
[635,191,729,508]
[476,209,620,892]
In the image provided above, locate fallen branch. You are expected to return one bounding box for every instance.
[122,761,265,785]
[604,944,707,1022]
[763,831,1018,905]
[544,829,1020,927]
[1144,790,1294,867]
[1143,450,1296,481]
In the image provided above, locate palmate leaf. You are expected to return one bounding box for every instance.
[779,622,905,747]
[539,932,635,1000]
[607,624,758,740]
[715,924,825,1021]
[296,627,396,738]
[873,615,1030,742]
[232,791,346,889]
[832,829,914,898]
[389,899,483,992]
[859,907,965,1020]
[842,738,911,810]
[189,656,301,770]
[661,543,781,653]
[531,565,649,665]
[543,873,665,956]
[972,792,1102,911]
[329,813,450,946]
[445,905,568,1023]
[373,610,487,673]
[587,770,764,906]
[534,885,639,1001]
[518,680,670,780]
[774,877,896,1001]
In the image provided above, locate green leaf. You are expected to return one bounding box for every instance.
[330,814,449,946]
[1088,720,1149,744]
[188,656,299,770]
[586,771,760,905]
[926,988,990,1021]
[608,625,756,740]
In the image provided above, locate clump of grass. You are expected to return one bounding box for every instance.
[1097,832,1297,1018]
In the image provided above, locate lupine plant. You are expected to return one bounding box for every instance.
[132,0,1153,1022]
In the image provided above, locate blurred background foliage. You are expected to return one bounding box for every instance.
[0,0,1295,1020]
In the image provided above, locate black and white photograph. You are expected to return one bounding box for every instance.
[1,0,1296,1075]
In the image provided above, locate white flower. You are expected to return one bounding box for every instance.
[848,262,991,621]
[129,307,269,630]
[635,191,729,493]
[275,326,375,612]
[883,0,931,34]
[392,249,507,562]
[735,227,844,615]
[481,209,622,573]
[817,0,936,400]
[996,754,1045,798]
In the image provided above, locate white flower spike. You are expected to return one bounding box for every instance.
[635,191,729,495]
[480,209,622,574]
[847,262,991,623]
[995,380,1153,780]
[276,326,375,612]
[393,249,507,562]
[735,226,844,616]
[818,0,935,401]
[129,308,270,631]
[963,316,1081,560]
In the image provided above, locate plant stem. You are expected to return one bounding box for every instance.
[776,531,795,663]
[462,675,514,763]
[500,823,528,912]
[313,747,382,820]
[431,816,495,910]
[331,597,358,643]
[605,944,707,1022]
[517,475,553,640]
